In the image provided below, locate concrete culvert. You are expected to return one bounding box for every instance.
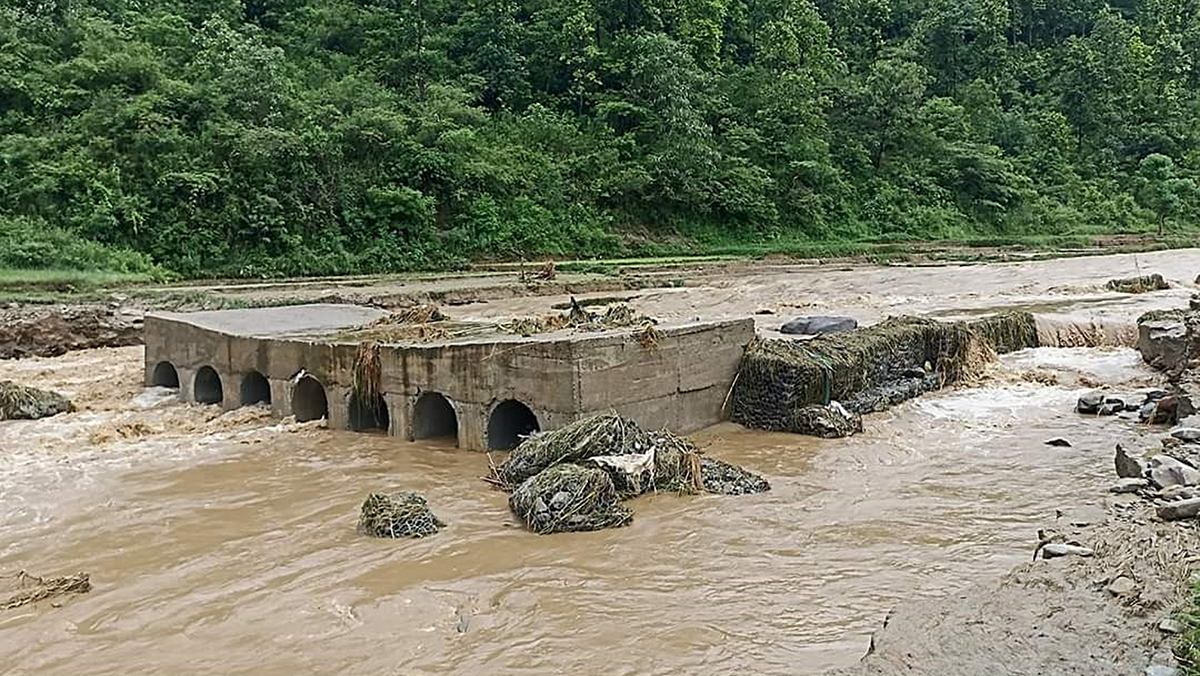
[152,362,179,388]
[412,392,458,443]
[194,366,223,405]
[487,399,540,451]
[293,376,328,422]
[240,371,271,406]
[349,393,389,432]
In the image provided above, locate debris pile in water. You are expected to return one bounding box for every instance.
[1106,274,1169,294]
[357,491,445,538]
[2,571,91,610]
[496,413,768,534]
[732,313,1037,435]
[0,381,74,420]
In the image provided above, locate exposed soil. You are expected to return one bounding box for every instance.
[0,304,143,359]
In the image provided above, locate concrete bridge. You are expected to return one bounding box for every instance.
[143,304,754,450]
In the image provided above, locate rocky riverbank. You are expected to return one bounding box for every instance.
[842,294,1200,676]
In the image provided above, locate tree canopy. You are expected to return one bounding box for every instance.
[2,0,1198,276]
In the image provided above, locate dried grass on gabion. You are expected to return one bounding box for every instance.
[731,314,1035,432]
[700,457,771,495]
[509,464,633,534]
[495,414,701,494]
[357,491,445,539]
[0,381,74,420]
[964,311,1040,354]
[1107,274,1169,294]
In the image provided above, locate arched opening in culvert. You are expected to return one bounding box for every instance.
[240,370,271,406]
[487,399,540,451]
[412,392,458,444]
[152,361,179,388]
[348,392,389,432]
[194,366,223,404]
[292,376,328,422]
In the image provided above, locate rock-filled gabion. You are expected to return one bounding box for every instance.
[357,491,445,538]
[700,457,771,495]
[732,313,1037,434]
[509,464,634,534]
[0,381,74,420]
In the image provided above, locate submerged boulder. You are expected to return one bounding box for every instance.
[0,381,74,420]
[780,316,858,336]
[789,402,863,438]
[509,464,633,534]
[357,491,444,538]
[1107,274,1169,294]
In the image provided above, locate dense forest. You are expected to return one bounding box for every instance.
[1,0,1199,277]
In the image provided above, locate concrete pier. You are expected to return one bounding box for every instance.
[143,304,754,450]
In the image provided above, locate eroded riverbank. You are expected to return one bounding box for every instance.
[0,343,1175,675]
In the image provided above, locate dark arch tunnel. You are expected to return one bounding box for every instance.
[194,366,223,405]
[293,376,329,422]
[411,392,459,444]
[240,370,271,406]
[152,361,179,388]
[487,399,540,451]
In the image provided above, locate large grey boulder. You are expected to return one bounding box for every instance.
[1171,427,1200,443]
[1139,319,1189,371]
[1115,445,1149,479]
[780,316,858,336]
[1157,497,1200,521]
[1147,454,1200,489]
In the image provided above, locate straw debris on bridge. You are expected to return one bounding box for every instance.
[357,491,445,538]
[731,312,1038,434]
[496,413,769,534]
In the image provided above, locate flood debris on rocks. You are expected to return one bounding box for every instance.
[496,413,767,534]
[509,464,633,534]
[2,571,91,610]
[1107,274,1170,294]
[356,491,444,538]
[0,381,74,420]
[731,312,1037,435]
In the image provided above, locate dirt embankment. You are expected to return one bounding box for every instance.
[0,304,143,360]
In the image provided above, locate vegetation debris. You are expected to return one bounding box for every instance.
[2,571,91,610]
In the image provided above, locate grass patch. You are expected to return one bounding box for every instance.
[1176,575,1200,675]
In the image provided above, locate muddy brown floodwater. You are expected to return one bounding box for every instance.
[0,340,1168,675]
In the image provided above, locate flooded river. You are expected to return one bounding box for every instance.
[0,342,1166,675]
